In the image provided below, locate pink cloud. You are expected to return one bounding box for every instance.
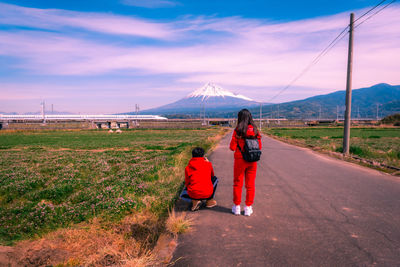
[0,3,173,39]
[1,3,400,103]
[121,0,179,8]
[0,81,193,113]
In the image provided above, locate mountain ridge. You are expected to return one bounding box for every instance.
[140,82,261,116]
[251,83,400,119]
[4,83,398,118]
[141,83,400,119]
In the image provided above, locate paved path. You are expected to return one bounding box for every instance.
[171,133,400,267]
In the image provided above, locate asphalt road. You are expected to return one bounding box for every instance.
[171,132,400,267]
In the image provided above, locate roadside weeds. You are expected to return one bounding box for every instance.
[264,133,400,176]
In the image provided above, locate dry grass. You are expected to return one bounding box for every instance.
[120,252,156,267]
[165,210,193,236]
[2,214,162,266]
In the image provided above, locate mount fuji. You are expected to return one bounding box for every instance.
[141,83,260,118]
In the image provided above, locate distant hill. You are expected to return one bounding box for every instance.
[0,111,76,116]
[138,83,400,119]
[0,112,18,115]
[250,83,400,119]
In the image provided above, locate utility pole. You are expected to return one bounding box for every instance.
[376,103,379,120]
[259,103,262,131]
[270,105,273,119]
[319,105,322,120]
[201,101,206,125]
[135,104,139,126]
[203,102,206,125]
[199,104,202,120]
[41,101,46,124]
[277,104,280,124]
[343,13,354,155]
[336,105,339,121]
[277,104,280,119]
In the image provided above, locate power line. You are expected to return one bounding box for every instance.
[310,27,348,64]
[267,25,349,102]
[312,0,390,61]
[355,0,397,28]
[317,0,393,62]
[353,0,387,23]
[267,0,395,102]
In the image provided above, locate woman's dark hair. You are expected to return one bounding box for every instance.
[192,147,205,157]
[235,109,258,137]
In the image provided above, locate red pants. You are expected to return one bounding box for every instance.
[233,158,257,206]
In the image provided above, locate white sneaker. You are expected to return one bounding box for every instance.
[232,205,241,215]
[244,206,253,216]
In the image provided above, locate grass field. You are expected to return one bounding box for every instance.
[0,128,225,246]
[263,127,400,169]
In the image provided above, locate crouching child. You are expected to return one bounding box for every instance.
[180,147,218,211]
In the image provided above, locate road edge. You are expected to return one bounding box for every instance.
[262,133,399,178]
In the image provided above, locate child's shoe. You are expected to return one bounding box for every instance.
[191,200,201,211]
[232,205,241,215]
[244,206,253,216]
[206,199,217,208]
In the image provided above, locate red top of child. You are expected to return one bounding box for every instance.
[229,125,262,159]
[185,157,215,199]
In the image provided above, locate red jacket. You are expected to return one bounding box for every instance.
[185,157,215,199]
[229,125,262,159]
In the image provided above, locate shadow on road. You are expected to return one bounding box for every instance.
[176,202,232,215]
[204,205,232,214]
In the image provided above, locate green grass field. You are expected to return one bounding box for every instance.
[0,128,224,245]
[264,127,400,169]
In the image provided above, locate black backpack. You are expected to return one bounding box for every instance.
[237,138,262,162]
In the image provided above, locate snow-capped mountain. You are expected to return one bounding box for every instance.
[137,82,400,119]
[140,83,259,117]
[187,83,253,101]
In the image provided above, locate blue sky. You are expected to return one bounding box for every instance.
[0,0,399,114]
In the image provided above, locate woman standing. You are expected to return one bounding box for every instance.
[229,109,262,216]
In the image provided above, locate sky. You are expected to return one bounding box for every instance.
[0,0,399,114]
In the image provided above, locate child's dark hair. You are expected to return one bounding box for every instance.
[192,147,205,157]
[235,108,258,137]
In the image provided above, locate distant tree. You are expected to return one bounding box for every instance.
[381,113,400,126]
